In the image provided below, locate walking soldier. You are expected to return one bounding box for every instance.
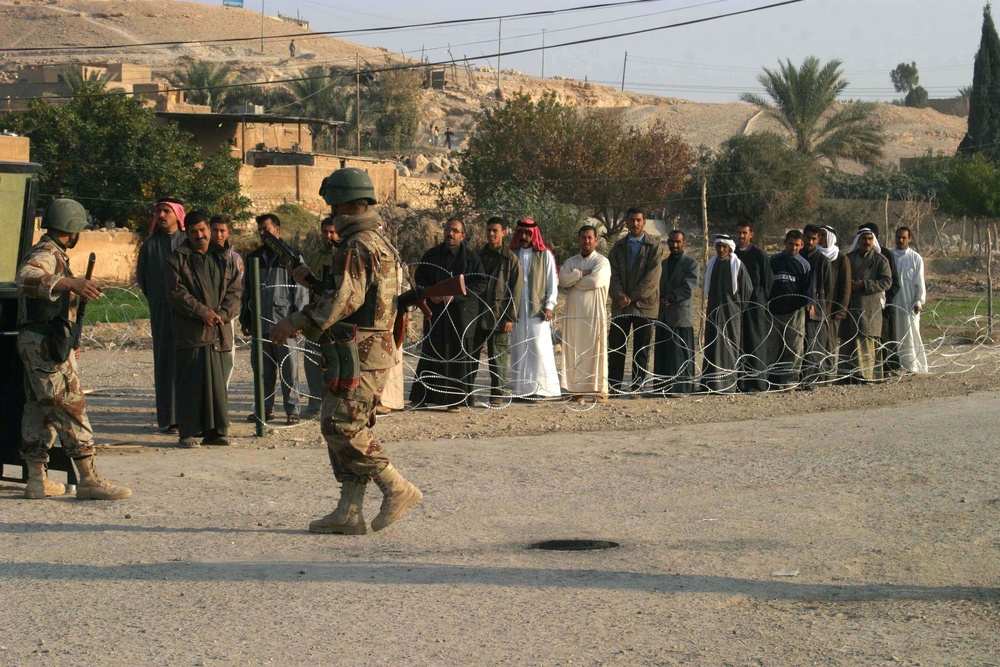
[270,168,421,534]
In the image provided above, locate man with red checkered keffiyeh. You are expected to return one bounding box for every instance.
[137,197,186,433]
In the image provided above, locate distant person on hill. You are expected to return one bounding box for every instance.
[444,127,454,150]
[289,40,296,58]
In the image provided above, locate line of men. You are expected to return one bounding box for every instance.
[409,212,929,407]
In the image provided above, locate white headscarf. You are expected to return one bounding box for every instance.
[849,227,887,309]
[819,225,839,261]
[704,234,743,297]
[848,227,881,254]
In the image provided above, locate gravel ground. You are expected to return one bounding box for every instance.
[1,348,998,666]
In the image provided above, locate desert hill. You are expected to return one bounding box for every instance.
[0,0,968,167]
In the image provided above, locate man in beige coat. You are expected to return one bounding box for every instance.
[607,207,663,396]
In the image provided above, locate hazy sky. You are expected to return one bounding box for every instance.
[194,0,986,103]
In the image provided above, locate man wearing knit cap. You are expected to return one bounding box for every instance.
[136,197,185,434]
[702,234,752,392]
[508,218,561,399]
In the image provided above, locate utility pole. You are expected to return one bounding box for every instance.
[496,17,502,93]
[356,53,361,156]
[260,0,265,54]
[541,29,546,78]
[621,51,628,91]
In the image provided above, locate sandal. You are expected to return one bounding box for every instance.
[177,437,200,448]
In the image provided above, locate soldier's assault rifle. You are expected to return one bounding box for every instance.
[261,228,466,348]
[50,252,95,363]
[394,275,466,349]
[259,229,319,290]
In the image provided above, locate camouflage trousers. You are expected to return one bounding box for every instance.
[17,330,95,463]
[321,366,391,483]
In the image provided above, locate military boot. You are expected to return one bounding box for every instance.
[73,455,132,500]
[370,464,422,532]
[24,461,66,499]
[308,480,367,535]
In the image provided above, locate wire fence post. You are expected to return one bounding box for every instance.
[250,257,266,437]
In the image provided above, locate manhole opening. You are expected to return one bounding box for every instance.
[529,539,620,551]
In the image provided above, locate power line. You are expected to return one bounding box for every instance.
[3,0,810,103]
[0,0,690,54]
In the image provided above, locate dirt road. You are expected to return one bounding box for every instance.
[1,349,998,665]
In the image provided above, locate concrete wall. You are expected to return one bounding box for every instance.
[32,229,139,284]
[0,136,30,162]
[240,156,398,214]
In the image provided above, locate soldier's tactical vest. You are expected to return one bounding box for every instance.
[339,229,400,331]
[23,240,72,324]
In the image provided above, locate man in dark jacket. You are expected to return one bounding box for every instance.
[800,224,836,386]
[734,222,773,392]
[653,230,700,394]
[410,218,487,410]
[472,216,522,407]
[136,197,185,434]
[766,230,811,389]
[608,207,663,396]
[239,213,309,424]
[865,222,901,379]
[166,211,243,447]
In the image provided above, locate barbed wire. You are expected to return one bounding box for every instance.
[78,273,1000,431]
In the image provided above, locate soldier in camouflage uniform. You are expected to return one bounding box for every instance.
[16,199,132,500]
[270,168,421,534]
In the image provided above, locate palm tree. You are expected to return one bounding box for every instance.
[172,61,233,111]
[285,66,355,151]
[740,56,884,169]
[61,66,110,96]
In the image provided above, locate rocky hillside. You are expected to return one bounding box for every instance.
[0,0,968,168]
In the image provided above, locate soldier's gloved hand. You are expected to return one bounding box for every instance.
[290,264,315,288]
[269,317,299,347]
[65,277,103,301]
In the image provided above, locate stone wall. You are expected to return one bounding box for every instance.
[32,228,139,284]
[240,156,398,214]
[0,136,30,162]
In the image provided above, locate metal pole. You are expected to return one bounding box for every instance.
[497,17,502,92]
[541,29,546,78]
[356,54,361,156]
[621,51,628,91]
[260,0,265,55]
[989,226,994,340]
[250,257,266,437]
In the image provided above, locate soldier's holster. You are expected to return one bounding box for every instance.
[320,323,361,392]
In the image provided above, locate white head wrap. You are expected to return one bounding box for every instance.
[848,227,881,254]
[704,234,743,297]
[819,225,839,261]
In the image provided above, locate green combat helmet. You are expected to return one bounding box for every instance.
[319,167,377,206]
[42,198,89,234]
